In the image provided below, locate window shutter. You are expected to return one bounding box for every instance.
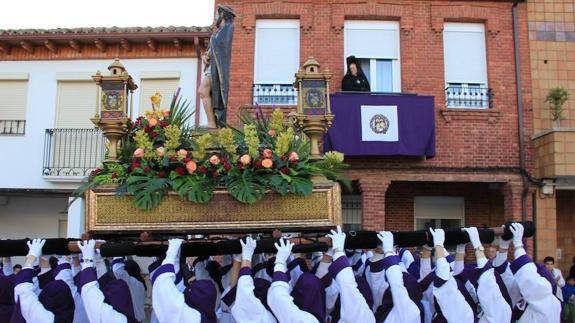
[55,81,97,128]
[344,21,400,59]
[414,196,465,220]
[254,20,300,84]
[139,78,180,113]
[443,23,488,85]
[0,80,27,120]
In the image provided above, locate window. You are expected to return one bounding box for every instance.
[344,21,401,92]
[342,195,362,231]
[55,81,97,128]
[414,196,465,230]
[253,19,300,105]
[443,23,490,108]
[0,79,28,135]
[139,77,180,113]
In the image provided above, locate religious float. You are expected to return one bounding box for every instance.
[77,54,344,236]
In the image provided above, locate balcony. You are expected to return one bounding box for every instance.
[445,85,492,109]
[324,92,435,157]
[42,128,106,180]
[252,84,297,106]
[533,129,575,178]
[0,120,26,135]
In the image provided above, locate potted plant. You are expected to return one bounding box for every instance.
[545,87,569,128]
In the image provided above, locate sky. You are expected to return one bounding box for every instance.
[0,0,215,29]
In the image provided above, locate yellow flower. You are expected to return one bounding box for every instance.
[274,127,294,157]
[243,124,260,159]
[324,151,344,163]
[150,92,162,108]
[269,109,285,133]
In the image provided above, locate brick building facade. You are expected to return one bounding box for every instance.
[218,0,536,252]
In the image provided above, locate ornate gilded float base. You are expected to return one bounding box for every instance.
[85,183,341,234]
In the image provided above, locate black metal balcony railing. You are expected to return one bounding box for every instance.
[0,120,26,135]
[43,128,106,177]
[445,85,493,109]
[252,84,298,106]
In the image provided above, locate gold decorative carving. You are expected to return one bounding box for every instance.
[86,183,342,233]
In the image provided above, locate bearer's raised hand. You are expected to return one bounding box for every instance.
[77,240,96,261]
[274,238,293,265]
[27,239,46,258]
[462,227,482,249]
[327,226,346,256]
[377,231,395,255]
[429,228,445,247]
[166,238,184,263]
[240,236,257,261]
[510,223,524,248]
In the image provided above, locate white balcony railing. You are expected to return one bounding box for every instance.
[252,84,297,106]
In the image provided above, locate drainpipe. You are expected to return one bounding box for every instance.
[512,1,528,223]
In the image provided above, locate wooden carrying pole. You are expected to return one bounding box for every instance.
[0,222,534,258]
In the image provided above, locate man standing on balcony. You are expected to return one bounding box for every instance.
[342,56,370,92]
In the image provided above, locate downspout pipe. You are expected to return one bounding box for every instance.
[512,1,529,223]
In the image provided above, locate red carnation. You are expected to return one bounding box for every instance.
[144,166,151,172]
[280,156,287,161]
[199,165,208,174]
[90,168,102,177]
[280,167,290,175]
[254,160,263,169]
[144,127,152,133]
[111,172,118,179]
[160,121,169,128]
[223,162,232,171]
[183,157,191,163]
[169,156,178,162]
[236,163,243,170]
[157,171,166,178]
[175,167,186,176]
[131,161,141,170]
[212,170,220,177]
[150,131,158,139]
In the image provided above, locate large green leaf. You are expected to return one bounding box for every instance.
[171,177,214,204]
[126,175,169,210]
[289,177,313,196]
[226,176,265,204]
[260,174,289,196]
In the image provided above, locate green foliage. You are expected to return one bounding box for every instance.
[289,177,313,196]
[226,175,265,204]
[545,87,570,122]
[126,175,170,210]
[171,175,214,204]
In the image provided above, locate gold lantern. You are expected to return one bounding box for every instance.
[91,59,138,163]
[294,58,334,160]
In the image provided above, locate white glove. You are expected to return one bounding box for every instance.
[510,223,524,248]
[166,239,183,263]
[463,227,482,249]
[324,248,335,258]
[240,236,257,261]
[326,226,346,258]
[77,240,96,268]
[429,228,445,247]
[274,238,293,265]
[456,243,466,254]
[499,230,511,250]
[233,254,242,263]
[27,239,46,259]
[377,231,395,255]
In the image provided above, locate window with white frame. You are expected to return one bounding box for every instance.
[443,23,490,109]
[344,21,401,93]
[0,77,28,135]
[253,19,300,105]
[414,196,465,230]
[139,73,181,114]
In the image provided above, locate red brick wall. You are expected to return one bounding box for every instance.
[216,0,534,172]
[384,181,505,231]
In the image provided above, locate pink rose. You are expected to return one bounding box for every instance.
[262,158,273,169]
[268,129,276,137]
[239,154,251,166]
[262,149,273,159]
[155,147,165,157]
[133,148,145,158]
[209,155,220,165]
[289,151,299,162]
[186,161,197,174]
[177,149,188,158]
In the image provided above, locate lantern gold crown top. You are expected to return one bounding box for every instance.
[296,57,332,80]
[108,58,127,76]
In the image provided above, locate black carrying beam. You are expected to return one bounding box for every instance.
[0,221,534,257]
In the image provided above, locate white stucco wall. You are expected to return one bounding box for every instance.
[0,58,201,190]
[0,195,69,265]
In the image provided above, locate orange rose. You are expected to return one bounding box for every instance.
[240,154,251,166]
[162,110,170,117]
[177,149,188,158]
[268,129,276,137]
[155,147,165,157]
[148,117,158,127]
[262,158,273,168]
[133,148,145,158]
[209,155,220,165]
[262,149,273,159]
[186,161,197,174]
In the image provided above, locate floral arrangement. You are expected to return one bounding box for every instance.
[76,90,348,210]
